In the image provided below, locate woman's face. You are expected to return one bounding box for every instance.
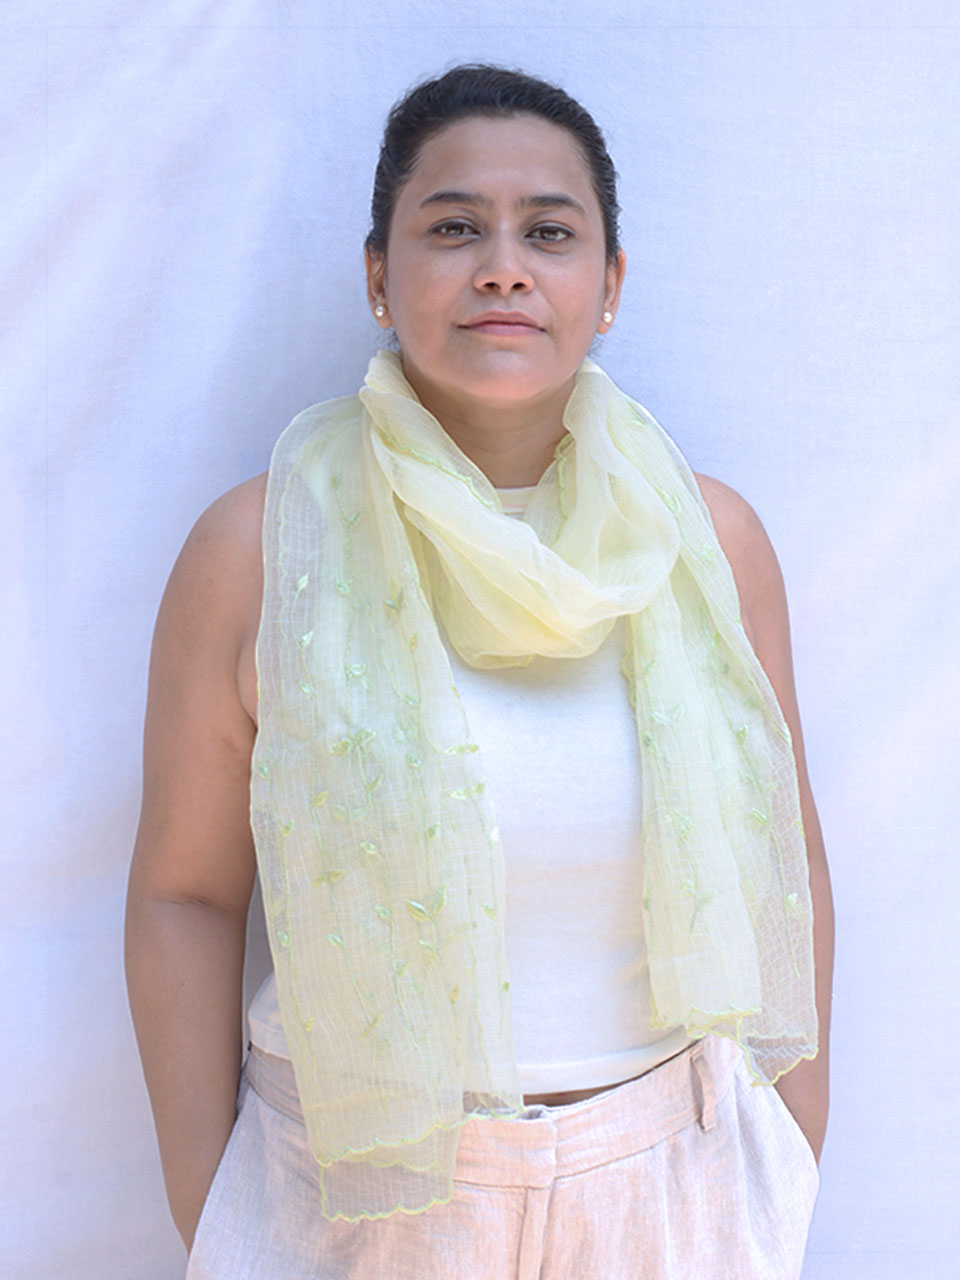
[366,114,625,425]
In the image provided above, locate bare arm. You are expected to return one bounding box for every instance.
[697,473,834,1164]
[125,474,266,1249]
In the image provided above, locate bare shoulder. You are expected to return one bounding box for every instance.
[693,472,787,652]
[185,471,268,570]
[147,471,268,742]
[162,472,267,645]
[694,473,771,567]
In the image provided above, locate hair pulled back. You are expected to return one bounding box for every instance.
[366,64,621,263]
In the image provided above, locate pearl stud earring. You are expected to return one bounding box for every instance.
[374,304,386,318]
[602,310,613,324]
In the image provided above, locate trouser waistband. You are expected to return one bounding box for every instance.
[245,1036,742,1187]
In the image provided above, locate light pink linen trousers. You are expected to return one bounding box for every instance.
[186,1036,819,1279]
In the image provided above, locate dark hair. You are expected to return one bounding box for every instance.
[366,64,621,263]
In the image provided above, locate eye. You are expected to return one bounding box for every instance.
[528,223,573,244]
[431,219,478,239]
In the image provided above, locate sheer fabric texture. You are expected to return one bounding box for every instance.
[250,352,817,1220]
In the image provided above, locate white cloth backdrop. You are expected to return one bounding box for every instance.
[3,2,959,1277]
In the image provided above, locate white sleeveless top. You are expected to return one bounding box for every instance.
[248,485,692,1092]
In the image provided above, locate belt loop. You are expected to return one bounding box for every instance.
[691,1042,717,1132]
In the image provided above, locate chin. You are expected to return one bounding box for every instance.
[465,372,551,403]
[444,354,569,407]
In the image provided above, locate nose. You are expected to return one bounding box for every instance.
[472,228,534,295]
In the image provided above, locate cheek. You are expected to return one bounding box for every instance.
[387,260,452,325]
[550,260,608,315]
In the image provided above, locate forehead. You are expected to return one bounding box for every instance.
[400,114,597,204]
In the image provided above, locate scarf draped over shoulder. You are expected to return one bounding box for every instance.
[250,351,817,1221]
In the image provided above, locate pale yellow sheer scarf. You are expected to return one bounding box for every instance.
[251,350,817,1221]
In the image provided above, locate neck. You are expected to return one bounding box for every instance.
[401,366,574,487]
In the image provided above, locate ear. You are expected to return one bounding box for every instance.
[598,248,627,333]
[365,247,391,327]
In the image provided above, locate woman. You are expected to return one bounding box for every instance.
[126,65,833,1279]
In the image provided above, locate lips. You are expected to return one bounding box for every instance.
[461,311,543,333]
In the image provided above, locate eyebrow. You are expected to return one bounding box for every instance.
[419,190,588,217]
